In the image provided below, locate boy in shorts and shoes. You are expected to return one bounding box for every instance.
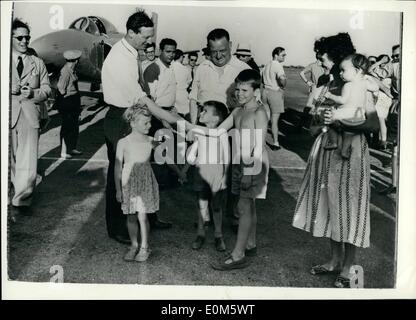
[191,69,269,270]
[183,101,230,252]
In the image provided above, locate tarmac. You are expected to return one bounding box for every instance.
[7,68,397,288]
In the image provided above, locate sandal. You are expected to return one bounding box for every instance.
[211,255,250,271]
[310,265,339,275]
[334,275,351,288]
[124,246,139,261]
[135,247,151,262]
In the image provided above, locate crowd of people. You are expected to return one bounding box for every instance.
[9,9,401,287]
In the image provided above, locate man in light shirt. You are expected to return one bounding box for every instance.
[102,11,179,244]
[262,47,287,150]
[189,28,250,124]
[143,38,177,121]
[10,19,51,218]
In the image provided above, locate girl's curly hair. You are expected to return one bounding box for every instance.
[314,33,356,66]
[123,104,151,123]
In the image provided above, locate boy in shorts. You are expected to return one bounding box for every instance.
[183,101,230,252]
[190,69,269,270]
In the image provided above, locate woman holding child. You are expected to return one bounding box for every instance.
[292,33,375,288]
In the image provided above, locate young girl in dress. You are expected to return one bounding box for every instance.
[115,104,159,262]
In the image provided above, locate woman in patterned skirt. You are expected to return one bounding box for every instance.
[292,33,373,288]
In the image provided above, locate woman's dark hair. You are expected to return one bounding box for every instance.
[314,33,356,66]
[377,54,390,63]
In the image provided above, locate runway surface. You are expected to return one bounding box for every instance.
[7,68,397,288]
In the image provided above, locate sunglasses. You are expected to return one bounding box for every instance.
[13,35,31,41]
[189,59,197,62]
[392,54,399,59]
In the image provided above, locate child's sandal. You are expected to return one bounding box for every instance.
[135,247,151,262]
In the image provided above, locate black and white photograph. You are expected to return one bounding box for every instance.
[2,0,415,299]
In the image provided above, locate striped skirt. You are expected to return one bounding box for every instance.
[292,132,371,248]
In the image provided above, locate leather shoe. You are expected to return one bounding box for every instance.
[192,236,205,250]
[111,234,131,245]
[151,219,172,229]
[69,149,83,155]
[215,237,226,252]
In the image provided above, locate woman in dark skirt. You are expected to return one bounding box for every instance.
[57,50,82,158]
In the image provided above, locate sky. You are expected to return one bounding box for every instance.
[12,1,401,66]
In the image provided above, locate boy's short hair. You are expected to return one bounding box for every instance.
[235,69,261,90]
[159,38,177,51]
[126,10,154,34]
[344,53,370,74]
[204,100,229,123]
[392,44,400,51]
[272,47,285,57]
[12,18,30,33]
[123,104,151,123]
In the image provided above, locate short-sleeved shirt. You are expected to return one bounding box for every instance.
[101,38,147,108]
[262,60,285,91]
[384,62,400,98]
[143,58,176,108]
[302,61,325,85]
[189,56,250,109]
[57,63,78,98]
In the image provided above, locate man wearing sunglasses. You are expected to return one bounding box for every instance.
[10,19,51,218]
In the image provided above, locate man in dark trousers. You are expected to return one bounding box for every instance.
[101,11,173,245]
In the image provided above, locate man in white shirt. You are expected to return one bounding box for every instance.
[10,19,51,217]
[102,11,178,244]
[189,28,250,124]
[143,38,177,115]
[172,49,192,116]
[262,47,287,150]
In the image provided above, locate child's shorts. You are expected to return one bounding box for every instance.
[193,164,228,195]
[231,152,269,199]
